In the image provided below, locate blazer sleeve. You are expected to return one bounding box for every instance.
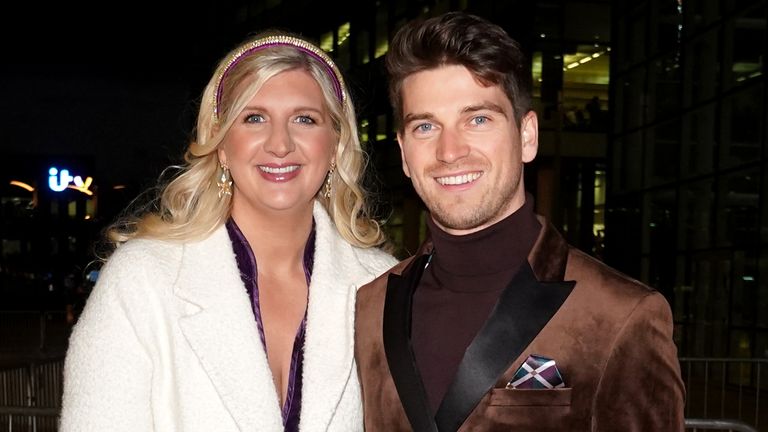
[59,255,154,432]
[592,292,685,432]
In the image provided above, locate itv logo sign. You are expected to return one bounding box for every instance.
[48,167,94,196]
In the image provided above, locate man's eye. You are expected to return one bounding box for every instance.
[415,123,433,133]
[471,116,489,125]
[244,114,265,123]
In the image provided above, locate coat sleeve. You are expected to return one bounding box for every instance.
[592,292,685,432]
[59,254,154,432]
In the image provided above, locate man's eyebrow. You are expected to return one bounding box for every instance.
[462,102,509,118]
[403,112,436,124]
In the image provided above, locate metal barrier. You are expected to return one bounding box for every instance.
[680,357,767,432]
[685,418,759,432]
[0,360,63,432]
[0,356,765,431]
[0,406,59,432]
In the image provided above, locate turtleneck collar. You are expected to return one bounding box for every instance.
[426,194,541,278]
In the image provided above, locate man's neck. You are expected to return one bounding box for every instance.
[426,196,541,280]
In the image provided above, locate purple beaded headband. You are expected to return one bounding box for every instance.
[213,35,346,121]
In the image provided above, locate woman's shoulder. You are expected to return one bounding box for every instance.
[97,237,187,291]
[108,237,184,267]
[312,201,398,276]
[350,244,399,276]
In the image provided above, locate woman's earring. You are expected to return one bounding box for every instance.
[217,163,233,198]
[323,162,335,199]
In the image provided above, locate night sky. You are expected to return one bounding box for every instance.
[1,4,232,190]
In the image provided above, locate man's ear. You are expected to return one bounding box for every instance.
[396,133,412,178]
[520,111,539,163]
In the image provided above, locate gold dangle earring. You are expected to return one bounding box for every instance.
[323,162,335,199]
[217,163,233,198]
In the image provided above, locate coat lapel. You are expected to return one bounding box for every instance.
[434,263,574,432]
[175,203,382,432]
[174,226,283,432]
[385,218,575,432]
[383,254,439,432]
[299,202,369,432]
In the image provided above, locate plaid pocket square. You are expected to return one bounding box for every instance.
[506,354,565,389]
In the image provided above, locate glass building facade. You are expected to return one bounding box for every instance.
[217,0,613,258]
[609,0,767,358]
[0,0,623,351]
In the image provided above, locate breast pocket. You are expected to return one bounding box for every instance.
[489,387,572,406]
[481,388,572,431]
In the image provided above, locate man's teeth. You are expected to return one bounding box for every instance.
[259,165,299,174]
[436,172,481,185]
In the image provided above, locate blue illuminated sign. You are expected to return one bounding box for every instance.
[48,166,94,196]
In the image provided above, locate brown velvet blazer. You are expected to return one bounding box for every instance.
[355,218,685,432]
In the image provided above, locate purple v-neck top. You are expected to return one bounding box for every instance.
[226,218,315,431]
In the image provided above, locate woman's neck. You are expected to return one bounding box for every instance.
[230,204,314,276]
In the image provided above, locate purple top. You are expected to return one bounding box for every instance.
[226,218,315,431]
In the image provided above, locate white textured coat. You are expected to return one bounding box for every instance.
[60,202,397,432]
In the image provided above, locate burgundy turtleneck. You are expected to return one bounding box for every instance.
[411,196,541,414]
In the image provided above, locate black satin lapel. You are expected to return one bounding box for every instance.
[383,254,438,432]
[435,263,575,432]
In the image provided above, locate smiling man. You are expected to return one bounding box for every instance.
[355,12,685,432]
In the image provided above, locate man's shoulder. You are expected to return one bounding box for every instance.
[356,255,416,301]
[562,247,675,353]
[565,247,662,304]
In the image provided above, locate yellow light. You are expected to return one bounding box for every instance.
[375,40,388,59]
[10,180,34,192]
[68,185,93,196]
[320,31,333,53]
[567,62,580,69]
[68,176,94,196]
[579,57,592,64]
[337,23,351,46]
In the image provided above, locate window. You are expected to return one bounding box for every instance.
[719,84,763,168]
[336,22,351,69]
[645,121,679,186]
[725,5,766,88]
[375,6,388,59]
[678,179,714,251]
[681,104,716,177]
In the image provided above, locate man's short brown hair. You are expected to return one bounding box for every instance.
[386,12,533,131]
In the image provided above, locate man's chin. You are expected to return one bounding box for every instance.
[431,211,488,233]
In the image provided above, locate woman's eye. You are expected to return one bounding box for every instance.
[244,114,265,123]
[295,115,316,125]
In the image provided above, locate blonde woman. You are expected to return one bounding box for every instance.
[60,32,396,432]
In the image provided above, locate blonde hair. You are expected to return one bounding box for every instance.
[107,32,385,250]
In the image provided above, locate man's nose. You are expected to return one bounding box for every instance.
[435,129,469,163]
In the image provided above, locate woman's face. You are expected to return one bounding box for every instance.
[219,68,337,218]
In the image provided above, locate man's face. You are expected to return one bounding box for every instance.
[397,64,538,235]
